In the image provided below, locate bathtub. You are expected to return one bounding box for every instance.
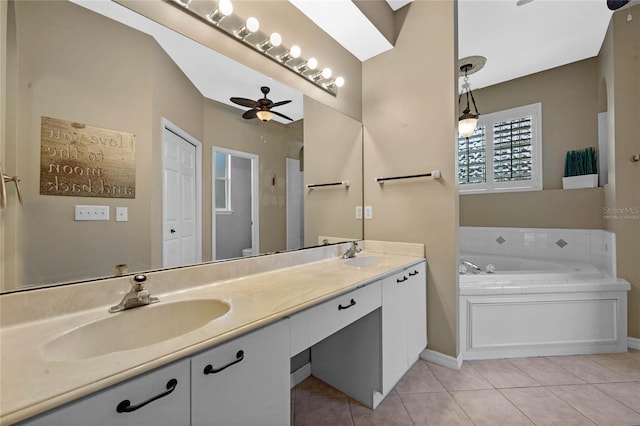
[459,253,631,360]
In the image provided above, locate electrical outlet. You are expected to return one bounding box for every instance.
[75,205,109,221]
[364,206,373,220]
[116,207,128,222]
[355,206,363,219]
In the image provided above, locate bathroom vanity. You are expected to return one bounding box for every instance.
[0,241,427,425]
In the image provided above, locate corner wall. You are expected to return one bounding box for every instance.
[362,1,459,357]
[600,6,640,339]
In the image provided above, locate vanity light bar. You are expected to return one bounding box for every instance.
[166,0,343,96]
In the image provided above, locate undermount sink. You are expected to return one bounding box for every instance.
[344,255,380,267]
[42,299,230,361]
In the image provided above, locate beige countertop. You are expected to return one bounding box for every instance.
[0,243,424,425]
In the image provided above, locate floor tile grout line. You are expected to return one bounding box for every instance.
[586,353,640,377]
[592,382,640,416]
[544,383,602,426]
[423,360,478,425]
[493,387,538,425]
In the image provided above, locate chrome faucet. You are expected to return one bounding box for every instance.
[460,259,482,274]
[342,241,362,259]
[109,274,159,313]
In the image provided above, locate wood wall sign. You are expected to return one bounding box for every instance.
[40,117,136,198]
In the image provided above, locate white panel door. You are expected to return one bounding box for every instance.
[163,128,198,268]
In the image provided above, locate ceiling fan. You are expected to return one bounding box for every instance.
[230,86,293,122]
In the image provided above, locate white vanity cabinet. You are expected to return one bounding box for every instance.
[381,261,427,394]
[18,359,191,426]
[190,319,290,426]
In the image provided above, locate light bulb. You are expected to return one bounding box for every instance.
[458,116,478,137]
[321,68,332,79]
[246,17,259,33]
[256,110,273,122]
[218,0,233,16]
[335,76,345,87]
[269,33,282,47]
[307,57,318,70]
[290,45,301,58]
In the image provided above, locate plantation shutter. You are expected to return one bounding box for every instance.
[458,125,487,185]
[492,116,533,182]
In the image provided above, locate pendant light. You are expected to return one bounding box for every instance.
[457,56,486,138]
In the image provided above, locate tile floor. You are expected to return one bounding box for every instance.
[291,350,640,425]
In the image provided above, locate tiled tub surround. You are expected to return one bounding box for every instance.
[458,227,630,360]
[0,241,424,425]
[459,226,616,276]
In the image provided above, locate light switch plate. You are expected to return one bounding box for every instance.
[75,205,109,221]
[116,207,128,222]
[355,206,363,219]
[364,206,373,220]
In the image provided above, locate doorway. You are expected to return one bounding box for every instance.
[212,147,259,260]
[161,118,202,268]
[286,157,304,250]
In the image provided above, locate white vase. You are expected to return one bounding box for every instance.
[562,174,598,189]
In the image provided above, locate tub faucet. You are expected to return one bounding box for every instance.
[460,259,482,274]
[342,241,362,259]
[109,274,159,313]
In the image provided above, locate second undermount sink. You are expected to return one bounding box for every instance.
[42,299,230,361]
[344,255,380,268]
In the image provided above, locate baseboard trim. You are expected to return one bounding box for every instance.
[290,362,312,389]
[629,337,640,350]
[420,348,463,371]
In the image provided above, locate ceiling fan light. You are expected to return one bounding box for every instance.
[256,110,273,122]
[218,0,233,16]
[458,114,479,137]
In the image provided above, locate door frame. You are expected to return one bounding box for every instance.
[212,147,259,260]
[161,117,202,266]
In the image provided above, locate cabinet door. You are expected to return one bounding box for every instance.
[405,262,427,364]
[191,320,290,426]
[19,360,190,426]
[381,270,409,394]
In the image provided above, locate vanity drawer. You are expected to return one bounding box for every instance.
[308,280,381,346]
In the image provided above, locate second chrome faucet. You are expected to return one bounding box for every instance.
[109,274,159,313]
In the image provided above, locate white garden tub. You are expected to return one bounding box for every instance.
[459,253,630,360]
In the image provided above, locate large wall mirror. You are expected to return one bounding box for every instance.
[0,0,364,292]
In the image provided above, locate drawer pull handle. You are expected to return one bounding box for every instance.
[397,276,408,283]
[116,378,178,413]
[408,270,419,276]
[338,299,356,310]
[204,350,245,375]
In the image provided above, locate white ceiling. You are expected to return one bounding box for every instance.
[458,0,614,90]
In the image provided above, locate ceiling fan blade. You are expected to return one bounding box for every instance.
[271,110,294,121]
[242,109,258,119]
[607,0,630,9]
[230,97,258,108]
[271,100,292,107]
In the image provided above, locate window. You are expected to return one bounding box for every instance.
[214,152,231,212]
[458,103,542,193]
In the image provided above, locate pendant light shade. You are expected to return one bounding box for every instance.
[458,114,479,138]
[457,57,485,138]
